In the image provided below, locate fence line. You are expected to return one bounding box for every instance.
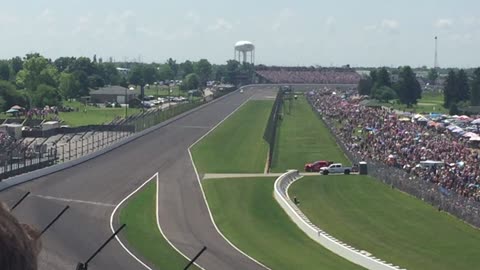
[263,87,284,171]
[0,100,206,181]
[306,96,480,228]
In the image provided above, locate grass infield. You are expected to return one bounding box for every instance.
[271,96,348,172]
[119,181,198,270]
[203,177,363,270]
[191,100,272,174]
[289,175,480,270]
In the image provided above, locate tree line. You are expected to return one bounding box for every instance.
[0,53,254,111]
[443,68,480,114]
[358,66,422,107]
[358,66,480,115]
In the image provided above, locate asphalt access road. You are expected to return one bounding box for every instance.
[0,86,277,270]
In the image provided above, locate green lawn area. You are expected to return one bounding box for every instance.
[203,178,363,270]
[191,100,272,173]
[58,100,140,126]
[120,181,199,270]
[374,92,447,114]
[271,96,348,172]
[289,176,480,270]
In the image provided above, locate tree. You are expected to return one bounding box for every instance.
[443,70,457,108]
[224,60,240,84]
[358,76,373,96]
[10,56,23,74]
[73,71,90,97]
[0,61,11,81]
[194,59,212,87]
[167,58,178,78]
[369,69,377,83]
[68,57,96,75]
[54,57,76,72]
[0,80,26,111]
[471,68,480,106]
[428,68,438,84]
[456,69,470,102]
[87,74,105,89]
[33,84,62,107]
[395,66,421,107]
[179,60,194,77]
[157,65,174,82]
[128,65,145,86]
[183,73,200,90]
[58,72,79,100]
[17,55,57,91]
[372,86,397,102]
[376,67,392,88]
[142,65,158,84]
[97,62,120,85]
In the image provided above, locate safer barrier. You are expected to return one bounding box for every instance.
[273,170,406,270]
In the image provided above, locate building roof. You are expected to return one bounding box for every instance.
[90,86,135,95]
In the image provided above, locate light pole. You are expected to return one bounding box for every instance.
[125,87,135,118]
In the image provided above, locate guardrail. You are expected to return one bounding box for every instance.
[273,170,406,270]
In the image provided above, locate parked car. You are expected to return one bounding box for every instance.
[320,163,352,175]
[304,160,333,172]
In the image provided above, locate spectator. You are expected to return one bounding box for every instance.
[0,202,41,270]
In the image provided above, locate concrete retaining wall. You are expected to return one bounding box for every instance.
[273,170,406,270]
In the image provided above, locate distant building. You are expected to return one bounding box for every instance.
[90,86,136,104]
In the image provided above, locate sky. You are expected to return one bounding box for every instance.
[0,0,479,67]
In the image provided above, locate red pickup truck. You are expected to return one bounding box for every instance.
[304,160,334,172]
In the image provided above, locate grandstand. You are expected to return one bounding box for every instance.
[255,66,361,84]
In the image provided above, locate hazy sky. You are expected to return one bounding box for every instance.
[1,0,479,67]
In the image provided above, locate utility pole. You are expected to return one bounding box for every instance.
[434,36,439,69]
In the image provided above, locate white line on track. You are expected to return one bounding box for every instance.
[109,172,205,270]
[174,125,212,129]
[188,94,272,270]
[33,195,116,207]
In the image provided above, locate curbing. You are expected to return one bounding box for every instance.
[273,171,406,270]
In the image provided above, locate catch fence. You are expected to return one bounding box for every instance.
[263,87,284,171]
[0,100,206,181]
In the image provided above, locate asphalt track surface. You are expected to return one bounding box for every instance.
[0,86,277,270]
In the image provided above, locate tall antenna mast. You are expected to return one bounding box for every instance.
[434,36,439,69]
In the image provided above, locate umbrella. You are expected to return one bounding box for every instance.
[399,117,410,122]
[10,105,23,110]
[463,132,477,138]
[417,117,428,122]
[6,108,18,113]
[471,119,480,124]
[470,136,480,141]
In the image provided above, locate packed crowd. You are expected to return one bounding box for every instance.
[256,67,361,84]
[309,89,480,201]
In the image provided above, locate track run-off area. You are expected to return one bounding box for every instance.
[2,85,480,270]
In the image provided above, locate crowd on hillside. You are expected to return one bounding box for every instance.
[256,68,361,84]
[308,89,480,201]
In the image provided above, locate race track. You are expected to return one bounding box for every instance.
[0,86,275,270]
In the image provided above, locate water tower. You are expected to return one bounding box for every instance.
[234,41,255,64]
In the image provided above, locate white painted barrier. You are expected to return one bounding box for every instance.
[274,170,406,270]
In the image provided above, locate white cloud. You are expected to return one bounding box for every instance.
[325,16,335,26]
[207,18,232,32]
[381,19,399,30]
[364,19,399,34]
[435,18,453,29]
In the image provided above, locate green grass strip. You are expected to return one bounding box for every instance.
[271,96,348,172]
[203,177,363,270]
[192,100,272,174]
[120,181,198,270]
[289,175,480,270]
